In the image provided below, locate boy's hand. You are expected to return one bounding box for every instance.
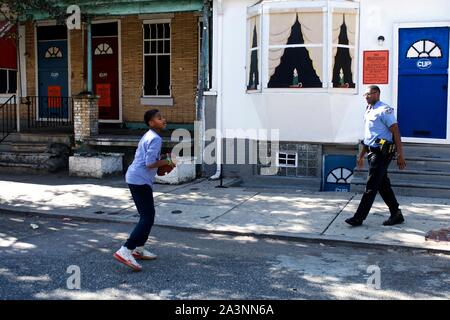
[167,157,176,168]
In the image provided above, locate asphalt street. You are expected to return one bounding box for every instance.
[0,211,449,300]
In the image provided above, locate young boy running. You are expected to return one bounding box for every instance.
[113,109,175,271]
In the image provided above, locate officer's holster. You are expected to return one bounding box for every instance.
[376,139,396,158]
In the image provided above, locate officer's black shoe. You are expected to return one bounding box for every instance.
[345,217,363,227]
[383,210,405,226]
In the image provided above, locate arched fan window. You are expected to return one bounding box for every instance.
[407,40,442,58]
[94,43,113,55]
[45,47,62,58]
[326,167,353,184]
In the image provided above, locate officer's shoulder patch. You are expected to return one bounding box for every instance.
[384,106,394,114]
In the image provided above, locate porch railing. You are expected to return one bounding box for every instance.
[24,96,74,129]
[0,95,17,143]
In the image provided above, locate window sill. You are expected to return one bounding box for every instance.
[245,88,358,95]
[0,94,17,104]
[140,96,173,106]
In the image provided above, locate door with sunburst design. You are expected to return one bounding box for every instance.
[398,27,449,139]
[92,22,119,121]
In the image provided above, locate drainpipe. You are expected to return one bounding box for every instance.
[15,19,21,132]
[209,0,223,180]
[196,0,211,177]
[86,20,92,94]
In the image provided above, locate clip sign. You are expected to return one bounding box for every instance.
[363,50,389,84]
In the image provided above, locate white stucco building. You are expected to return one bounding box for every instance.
[205,0,450,192]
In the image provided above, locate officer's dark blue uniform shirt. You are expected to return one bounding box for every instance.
[363,100,397,147]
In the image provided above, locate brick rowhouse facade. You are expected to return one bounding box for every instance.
[22,12,199,125]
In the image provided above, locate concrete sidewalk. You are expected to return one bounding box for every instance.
[0,173,449,253]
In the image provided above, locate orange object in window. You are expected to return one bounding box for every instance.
[96,83,111,107]
[47,86,61,108]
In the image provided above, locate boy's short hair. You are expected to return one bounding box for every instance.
[144,109,160,126]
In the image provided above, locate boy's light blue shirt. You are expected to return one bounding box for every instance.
[125,129,162,187]
[363,100,397,147]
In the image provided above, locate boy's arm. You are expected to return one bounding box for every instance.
[144,138,174,169]
[147,158,175,169]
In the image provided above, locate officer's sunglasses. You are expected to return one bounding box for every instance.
[363,91,378,97]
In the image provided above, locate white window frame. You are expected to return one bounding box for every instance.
[246,7,262,93]
[0,68,17,95]
[277,152,298,168]
[142,19,172,98]
[246,0,360,95]
[327,3,360,94]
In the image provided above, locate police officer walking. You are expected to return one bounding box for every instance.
[346,85,407,227]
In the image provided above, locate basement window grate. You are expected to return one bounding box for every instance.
[277,152,298,167]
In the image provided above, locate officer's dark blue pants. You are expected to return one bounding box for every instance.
[124,184,155,250]
[354,151,399,221]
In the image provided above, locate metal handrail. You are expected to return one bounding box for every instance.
[0,95,17,143]
[24,96,74,129]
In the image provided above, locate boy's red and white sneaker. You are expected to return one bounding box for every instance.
[113,246,142,271]
[132,247,158,260]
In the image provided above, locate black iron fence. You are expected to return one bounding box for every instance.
[0,95,17,143]
[24,96,74,129]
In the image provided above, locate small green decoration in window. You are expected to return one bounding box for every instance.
[289,68,302,88]
[339,68,345,86]
[293,68,299,86]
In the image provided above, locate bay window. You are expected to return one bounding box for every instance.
[246,1,359,93]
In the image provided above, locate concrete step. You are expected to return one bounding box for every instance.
[401,157,450,172]
[0,160,64,174]
[351,178,450,198]
[0,161,52,174]
[402,143,450,158]
[354,168,450,185]
[233,175,321,191]
[4,132,72,145]
[357,155,450,172]
[0,141,49,153]
[0,151,56,164]
[0,137,70,173]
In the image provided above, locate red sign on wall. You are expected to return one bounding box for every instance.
[47,86,61,108]
[363,50,389,84]
[96,83,111,107]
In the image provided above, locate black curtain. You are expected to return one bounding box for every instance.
[332,16,355,88]
[268,17,322,88]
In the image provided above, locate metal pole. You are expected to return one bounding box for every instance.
[15,20,21,132]
[87,20,92,94]
[196,0,211,177]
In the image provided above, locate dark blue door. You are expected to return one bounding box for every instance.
[397,27,449,139]
[37,38,69,118]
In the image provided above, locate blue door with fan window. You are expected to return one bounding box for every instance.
[37,26,69,119]
[397,27,449,139]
